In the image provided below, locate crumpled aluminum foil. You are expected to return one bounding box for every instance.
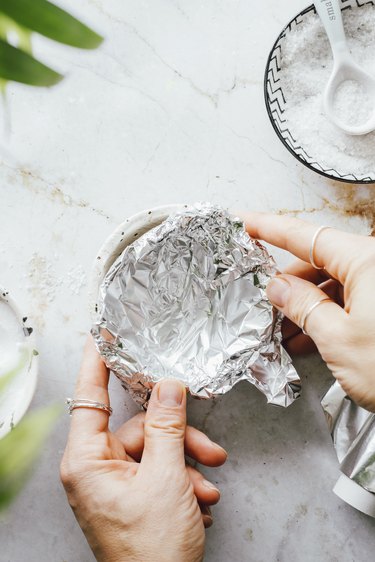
[92,204,300,407]
[322,381,375,494]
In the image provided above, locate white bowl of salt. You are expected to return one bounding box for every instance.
[265,0,375,183]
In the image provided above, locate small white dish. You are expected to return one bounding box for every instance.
[0,289,38,438]
[88,204,186,320]
[334,474,375,518]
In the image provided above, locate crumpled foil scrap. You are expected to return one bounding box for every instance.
[92,204,300,407]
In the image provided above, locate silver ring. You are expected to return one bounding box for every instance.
[310,226,330,270]
[301,297,333,335]
[66,398,113,416]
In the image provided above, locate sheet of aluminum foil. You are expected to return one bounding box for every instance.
[322,381,375,494]
[92,204,300,407]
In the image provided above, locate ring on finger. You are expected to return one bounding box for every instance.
[66,398,113,416]
[301,297,333,335]
[310,226,331,270]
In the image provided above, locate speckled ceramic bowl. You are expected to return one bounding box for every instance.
[264,1,375,184]
[0,289,38,438]
[88,204,187,319]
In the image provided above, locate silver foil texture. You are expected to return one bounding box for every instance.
[92,204,300,407]
[322,381,375,494]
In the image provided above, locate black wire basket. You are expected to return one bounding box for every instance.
[264,0,375,184]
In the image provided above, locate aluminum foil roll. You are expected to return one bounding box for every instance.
[92,204,300,407]
[322,381,375,494]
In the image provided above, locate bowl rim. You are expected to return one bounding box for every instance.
[264,2,375,185]
[0,288,38,438]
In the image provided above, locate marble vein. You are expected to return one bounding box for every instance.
[1,161,115,222]
[226,124,289,170]
[88,0,244,106]
[70,58,169,120]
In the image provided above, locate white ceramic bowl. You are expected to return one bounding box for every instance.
[264,1,375,184]
[0,289,38,438]
[88,204,187,320]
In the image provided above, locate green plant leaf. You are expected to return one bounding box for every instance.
[14,24,32,54]
[0,14,32,53]
[0,0,103,49]
[0,13,10,40]
[0,404,61,511]
[0,39,62,86]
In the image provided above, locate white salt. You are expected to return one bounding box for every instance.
[280,5,375,176]
[332,79,374,127]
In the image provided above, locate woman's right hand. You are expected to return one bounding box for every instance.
[245,213,375,413]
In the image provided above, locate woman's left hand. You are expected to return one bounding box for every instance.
[60,337,227,562]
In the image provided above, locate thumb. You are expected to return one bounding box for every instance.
[266,274,348,348]
[141,379,187,472]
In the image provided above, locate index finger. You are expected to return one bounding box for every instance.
[69,335,110,436]
[243,212,362,283]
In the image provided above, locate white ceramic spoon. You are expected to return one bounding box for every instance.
[314,0,375,135]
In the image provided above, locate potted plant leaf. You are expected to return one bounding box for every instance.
[0,0,103,510]
[0,0,103,89]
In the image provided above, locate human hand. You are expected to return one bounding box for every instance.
[60,338,227,562]
[245,213,375,413]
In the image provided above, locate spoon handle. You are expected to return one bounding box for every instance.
[314,0,349,59]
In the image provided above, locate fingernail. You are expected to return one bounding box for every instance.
[203,515,213,528]
[158,379,184,407]
[212,442,228,457]
[202,480,220,494]
[267,277,291,308]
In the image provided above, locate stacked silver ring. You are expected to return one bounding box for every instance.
[301,225,333,335]
[66,398,113,416]
[309,225,330,270]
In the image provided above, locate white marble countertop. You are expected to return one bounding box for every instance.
[1,0,375,560]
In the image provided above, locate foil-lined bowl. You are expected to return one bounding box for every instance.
[91,204,300,407]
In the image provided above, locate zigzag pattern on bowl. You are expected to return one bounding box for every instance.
[265,1,375,184]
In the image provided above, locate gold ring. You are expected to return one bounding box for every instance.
[310,226,331,270]
[301,297,333,335]
[66,398,113,416]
